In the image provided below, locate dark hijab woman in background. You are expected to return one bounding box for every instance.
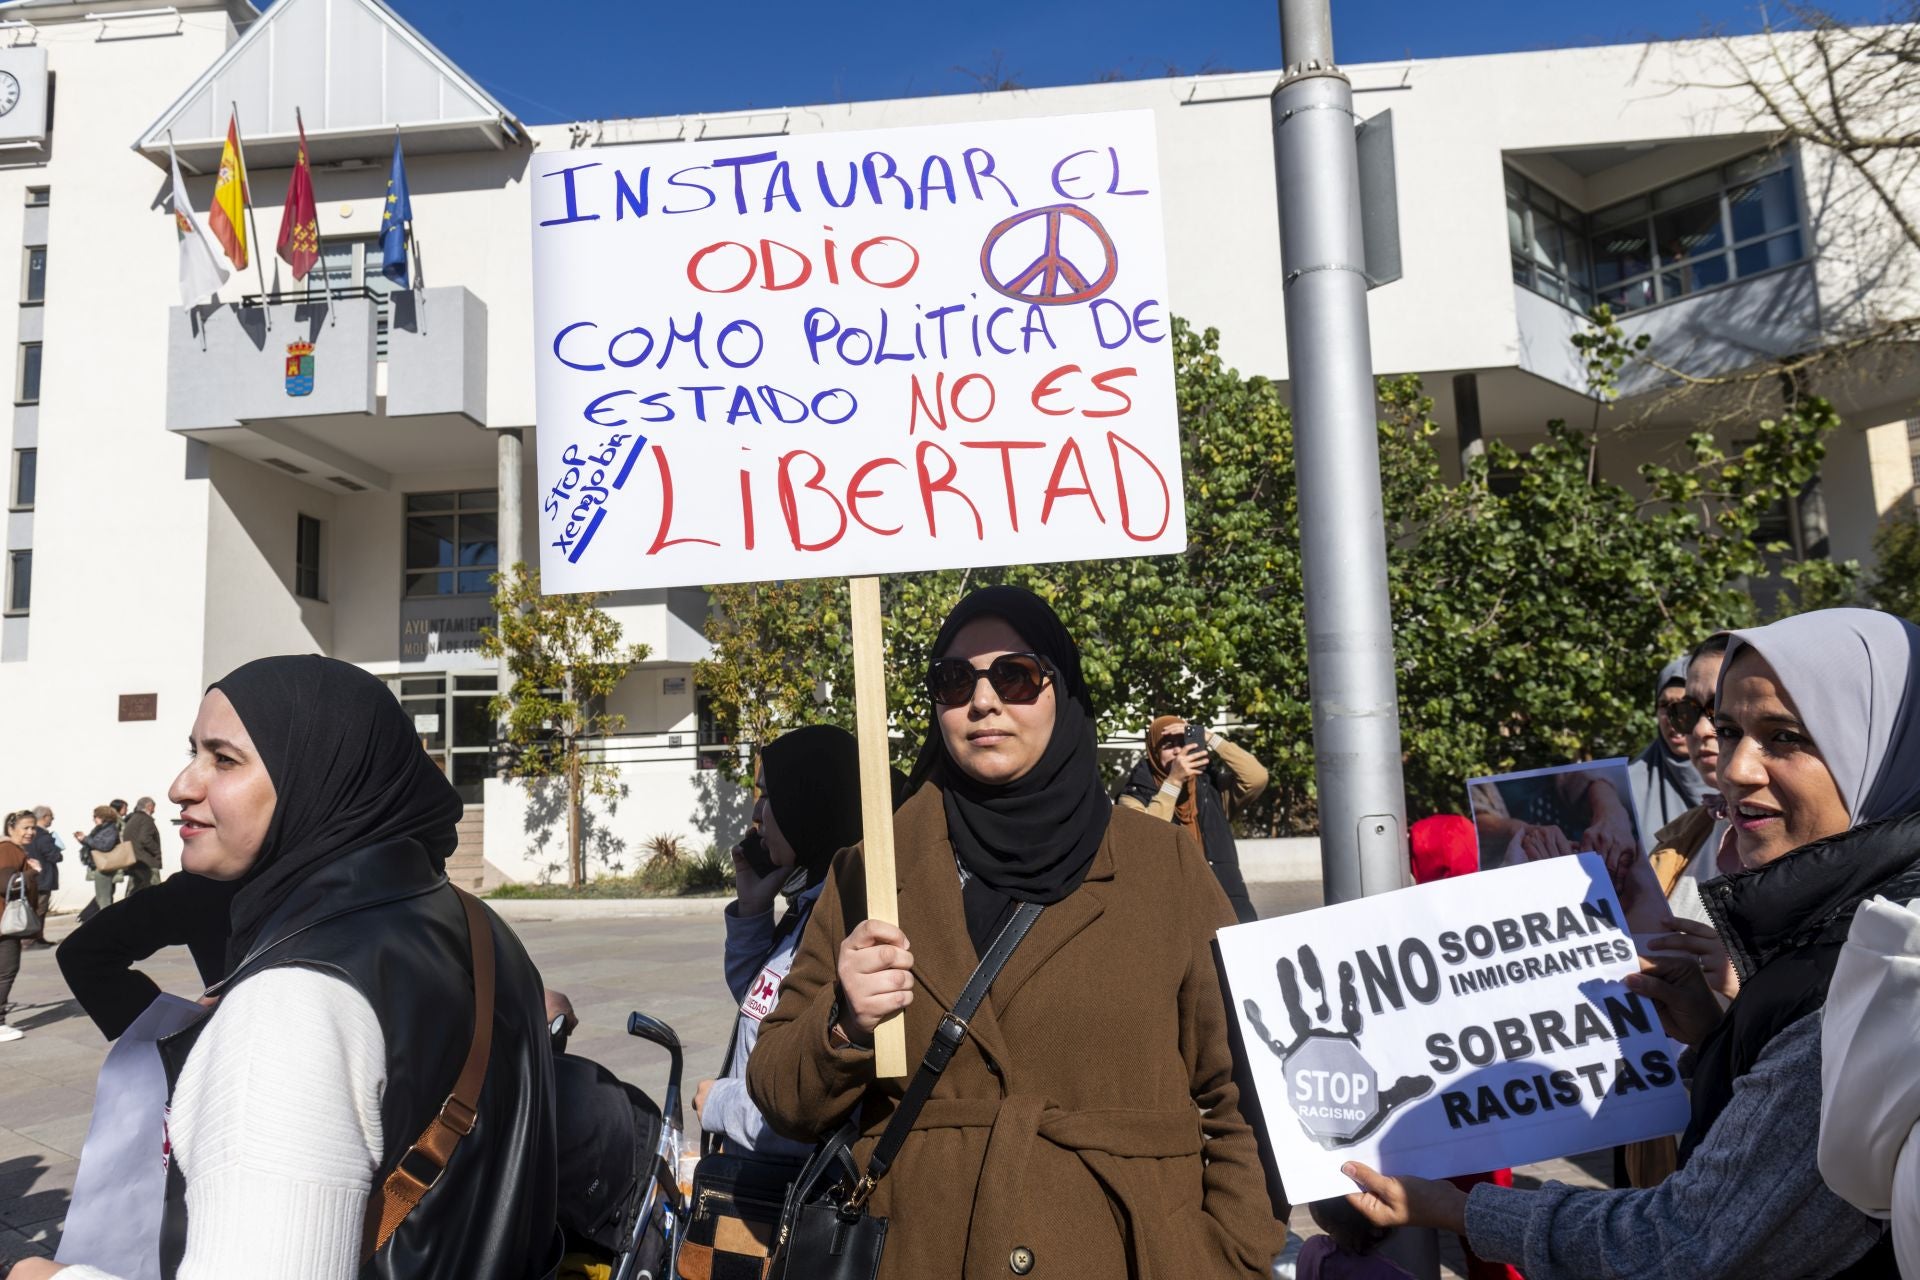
[24,655,560,1280]
[749,586,1284,1280]
[694,724,867,1157]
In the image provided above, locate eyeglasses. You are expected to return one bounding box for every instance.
[1663,697,1714,734]
[926,653,1055,708]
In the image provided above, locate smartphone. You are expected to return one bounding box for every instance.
[1183,724,1207,751]
[738,828,777,878]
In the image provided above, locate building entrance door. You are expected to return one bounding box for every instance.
[387,672,497,803]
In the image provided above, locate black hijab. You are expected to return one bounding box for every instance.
[913,587,1112,945]
[760,724,864,897]
[211,655,465,965]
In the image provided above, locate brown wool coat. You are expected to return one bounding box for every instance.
[747,784,1288,1280]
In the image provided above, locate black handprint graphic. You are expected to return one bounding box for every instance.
[1243,943,1435,1149]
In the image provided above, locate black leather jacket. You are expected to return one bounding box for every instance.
[157,839,563,1280]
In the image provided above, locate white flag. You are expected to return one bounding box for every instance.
[168,141,228,307]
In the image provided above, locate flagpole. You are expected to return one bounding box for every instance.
[230,100,272,330]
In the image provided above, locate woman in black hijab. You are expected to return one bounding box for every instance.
[748,587,1285,1280]
[694,724,868,1158]
[46,656,562,1280]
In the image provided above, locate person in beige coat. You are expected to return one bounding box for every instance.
[747,586,1286,1280]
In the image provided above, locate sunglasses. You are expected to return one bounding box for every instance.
[926,652,1055,708]
[1662,697,1714,734]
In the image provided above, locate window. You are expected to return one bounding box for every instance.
[16,342,39,403]
[1508,152,1807,315]
[1507,170,1593,310]
[320,237,395,357]
[5,549,28,615]
[404,489,498,598]
[24,187,47,208]
[295,513,324,600]
[386,673,497,803]
[9,448,32,510]
[21,247,44,304]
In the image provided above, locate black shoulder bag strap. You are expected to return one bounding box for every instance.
[846,898,1044,1204]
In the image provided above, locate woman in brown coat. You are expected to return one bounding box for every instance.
[748,586,1285,1279]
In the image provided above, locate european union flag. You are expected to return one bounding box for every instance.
[380,135,412,286]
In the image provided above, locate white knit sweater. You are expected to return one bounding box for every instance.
[63,966,387,1280]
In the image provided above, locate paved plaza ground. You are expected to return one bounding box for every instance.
[0,880,1603,1275]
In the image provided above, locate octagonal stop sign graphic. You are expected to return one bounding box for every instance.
[1284,1035,1381,1146]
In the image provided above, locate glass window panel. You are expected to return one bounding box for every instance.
[1562,231,1592,290]
[24,187,47,207]
[402,697,446,749]
[7,549,28,612]
[1653,197,1726,265]
[406,515,457,568]
[24,248,44,303]
[1653,170,1722,211]
[405,570,452,597]
[399,677,446,695]
[458,489,496,511]
[1504,169,1525,198]
[456,569,494,595]
[453,695,493,747]
[1667,254,1731,295]
[455,675,497,692]
[1728,170,1798,242]
[406,492,455,513]
[1591,224,1653,288]
[1735,229,1806,277]
[18,343,40,402]
[1529,216,1561,269]
[450,752,488,804]
[1507,198,1528,256]
[12,448,32,508]
[1598,278,1657,313]
[1593,196,1648,232]
[458,540,498,568]
[1512,255,1531,287]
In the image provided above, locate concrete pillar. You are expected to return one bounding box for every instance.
[495,427,524,751]
[1824,418,1913,572]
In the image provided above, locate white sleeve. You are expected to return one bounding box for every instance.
[1820,896,1920,1220]
[166,966,387,1280]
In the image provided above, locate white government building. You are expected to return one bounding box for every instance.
[1,0,1914,904]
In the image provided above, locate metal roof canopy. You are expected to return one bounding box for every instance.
[132,0,523,172]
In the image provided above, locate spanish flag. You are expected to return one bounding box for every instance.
[276,111,319,281]
[208,111,249,271]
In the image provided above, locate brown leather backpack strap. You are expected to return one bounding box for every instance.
[361,886,496,1263]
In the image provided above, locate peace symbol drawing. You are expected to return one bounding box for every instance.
[978,203,1120,306]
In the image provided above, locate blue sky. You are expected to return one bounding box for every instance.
[375,0,1898,125]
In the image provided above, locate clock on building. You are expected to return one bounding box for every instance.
[0,72,20,118]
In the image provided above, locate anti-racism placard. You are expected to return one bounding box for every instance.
[528,111,1183,592]
[1218,854,1688,1204]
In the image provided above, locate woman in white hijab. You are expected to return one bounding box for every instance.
[1330,606,1920,1280]
[1810,610,1920,1278]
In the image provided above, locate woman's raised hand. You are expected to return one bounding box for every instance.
[1340,1163,1469,1235]
[836,918,915,1043]
[1626,945,1725,1045]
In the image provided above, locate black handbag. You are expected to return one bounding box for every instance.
[768,901,1045,1280]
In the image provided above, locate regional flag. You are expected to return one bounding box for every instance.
[168,140,229,306]
[208,111,250,270]
[379,134,412,287]
[276,112,320,281]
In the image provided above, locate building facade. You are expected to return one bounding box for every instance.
[2,0,1914,903]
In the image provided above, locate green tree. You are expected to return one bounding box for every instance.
[482,563,650,887]
[695,318,1844,830]
[1865,513,1920,623]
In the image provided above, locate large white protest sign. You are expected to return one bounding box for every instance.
[529,111,1182,592]
[1218,854,1688,1204]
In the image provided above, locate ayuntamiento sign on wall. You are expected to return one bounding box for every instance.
[528,110,1183,591]
[1218,854,1690,1203]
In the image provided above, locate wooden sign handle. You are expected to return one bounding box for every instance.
[848,575,908,1078]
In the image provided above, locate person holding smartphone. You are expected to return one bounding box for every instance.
[1119,716,1268,923]
[692,724,868,1156]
